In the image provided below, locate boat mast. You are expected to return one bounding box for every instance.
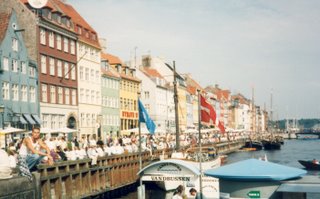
[173,61,180,150]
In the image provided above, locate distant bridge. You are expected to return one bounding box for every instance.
[296,129,320,139]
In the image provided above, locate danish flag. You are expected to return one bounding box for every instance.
[200,94,225,133]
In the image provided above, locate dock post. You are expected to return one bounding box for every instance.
[137,183,145,199]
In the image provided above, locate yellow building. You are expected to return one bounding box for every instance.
[119,66,141,132]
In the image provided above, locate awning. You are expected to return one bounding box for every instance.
[31,114,42,125]
[23,114,36,125]
[20,116,27,124]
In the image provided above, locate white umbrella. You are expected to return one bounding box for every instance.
[40,127,57,134]
[0,127,25,135]
[56,127,77,133]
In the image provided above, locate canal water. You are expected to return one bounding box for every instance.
[117,139,320,199]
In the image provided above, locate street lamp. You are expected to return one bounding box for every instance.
[0,105,4,129]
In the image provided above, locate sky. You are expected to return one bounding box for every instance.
[68,0,320,120]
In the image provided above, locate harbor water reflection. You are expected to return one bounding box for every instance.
[118,139,320,199]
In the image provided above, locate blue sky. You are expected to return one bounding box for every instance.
[68,0,320,119]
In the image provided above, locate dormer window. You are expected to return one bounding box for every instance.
[77,26,82,34]
[48,11,52,20]
[66,19,70,28]
[92,34,96,40]
[85,30,89,38]
[57,15,61,24]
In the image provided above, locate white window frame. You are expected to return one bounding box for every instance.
[49,31,54,48]
[71,89,76,105]
[71,64,76,80]
[21,85,27,102]
[3,57,9,71]
[21,61,26,74]
[41,55,47,74]
[80,66,84,80]
[2,82,10,100]
[40,28,46,45]
[12,38,18,51]
[64,62,69,79]
[29,66,35,77]
[65,88,70,105]
[12,84,19,101]
[50,85,56,103]
[12,59,18,72]
[70,40,75,55]
[57,60,62,77]
[56,34,62,50]
[41,84,47,102]
[30,86,36,102]
[63,37,69,53]
[58,87,63,104]
[49,57,55,76]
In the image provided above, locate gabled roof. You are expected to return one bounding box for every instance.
[0,12,11,43]
[53,0,101,48]
[101,52,122,65]
[141,67,163,79]
[101,68,120,79]
[120,72,141,82]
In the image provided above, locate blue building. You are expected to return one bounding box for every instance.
[0,11,40,130]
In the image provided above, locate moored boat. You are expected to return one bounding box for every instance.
[262,140,281,150]
[242,140,263,151]
[298,160,320,170]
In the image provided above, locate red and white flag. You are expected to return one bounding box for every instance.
[200,95,216,125]
[201,94,226,133]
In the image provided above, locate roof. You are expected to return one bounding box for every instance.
[141,67,163,78]
[120,72,141,82]
[101,52,122,65]
[204,159,307,181]
[52,0,101,48]
[277,176,320,193]
[137,159,200,176]
[0,12,11,43]
[101,68,120,79]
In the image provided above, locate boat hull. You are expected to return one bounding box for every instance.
[298,160,320,170]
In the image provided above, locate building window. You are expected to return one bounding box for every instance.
[95,71,99,83]
[145,91,150,99]
[58,87,63,104]
[90,69,94,82]
[21,61,26,74]
[80,88,84,103]
[91,90,94,103]
[21,85,27,102]
[80,66,84,80]
[29,66,35,77]
[51,115,56,129]
[64,62,69,79]
[65,88,70,105]
[3,57,9,71]
[41,84,47,102]
[49,57,55,76]
[81,113,85,127]
[56,34,62,50]
[85,68,89,80]
[86,89,89,103]
[72,89,76,105]
[50,85,56,103]
[40,28,46,45]
[41,55,47,74]
[12,38,18,51]
[63,37,69,53]
[71,64,76,80]
[30,86,35,102]
[70,40,75,55]
[59,115,64,128]
[42,114,49,128]
[92,114,96,126]
[49,31,54,48]
[2,82,9,100]
[12,84,19,101]
[57,60,62,77]
[12,59,18,72]
[57,15,61,24]
[96,91,100,105]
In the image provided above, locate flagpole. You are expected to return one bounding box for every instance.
[197,89,203,199]
[137,92,144,199]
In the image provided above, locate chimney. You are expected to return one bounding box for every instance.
[99,38,107,52]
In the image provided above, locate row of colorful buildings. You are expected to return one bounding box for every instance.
[0,0,268,140]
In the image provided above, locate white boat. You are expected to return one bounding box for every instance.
[138,147,221,198]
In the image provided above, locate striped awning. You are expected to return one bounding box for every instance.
[23,114,36,125]
[31,114,42,125]
[20,116,27,124]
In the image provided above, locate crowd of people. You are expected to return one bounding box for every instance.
[1,127,249,180]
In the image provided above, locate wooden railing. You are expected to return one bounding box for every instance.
[37,141,244,198]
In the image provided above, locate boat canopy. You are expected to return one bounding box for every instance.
[137,159,200,177]
[204,159,306,181]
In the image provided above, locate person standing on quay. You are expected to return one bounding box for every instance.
[18,127,53,179]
